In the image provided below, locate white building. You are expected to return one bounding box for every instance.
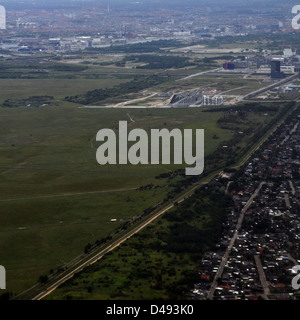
[280,65,296,74]
[0,5,5,30]
[283,47,296,58]
[202,95,223,106]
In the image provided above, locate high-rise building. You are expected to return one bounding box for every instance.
[0,5,6,30]
[271,60,285,79]
[271,60,280,73]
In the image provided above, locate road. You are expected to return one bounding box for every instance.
[14,176,207,300]
[241,74,299,101]
[15,201,175,300]
[177,67,222,81]
[281,121,299,146]
[284,193,291,209]
[14,99,294,300]
[207,181,265,300]
[32,201,176,300]
[289,180,296,196]
[232,104,298,170]
[254,255,270,300]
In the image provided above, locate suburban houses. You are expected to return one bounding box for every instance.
[193,109,300,300]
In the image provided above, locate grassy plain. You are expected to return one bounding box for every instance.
[46,188,231,300]
[0,44,290,297]
[0,99,237,294]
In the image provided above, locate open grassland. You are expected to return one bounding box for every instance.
[46,187,232,300]
[0,103,240,295]
[0,78,132,102]
[0,44,292,297]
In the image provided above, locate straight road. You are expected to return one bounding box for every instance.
[177,67,222,81]
[207,181,265,300]
[289,180,296,196]
[241,74,299,101]
[254,255,270,300]
[14,100,290,300]
[14,176,208,300]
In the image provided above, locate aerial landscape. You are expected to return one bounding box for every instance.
[0,0,300,306]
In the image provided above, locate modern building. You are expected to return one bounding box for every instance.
[283,47,296,58]
[223,62,235,70]
[280,65,296,74]
[170,90,203,107]
[0,5,5,30]
[271,60,286,79]
[202,95,223,106]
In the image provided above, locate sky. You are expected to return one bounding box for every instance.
[0,0,297,10]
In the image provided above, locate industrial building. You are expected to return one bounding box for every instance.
[169,89,224,108]
[170,90,203,107]
[283,47,296,58]
[223,62,235,70]
[223,60,253,70]
[202,95,224,106]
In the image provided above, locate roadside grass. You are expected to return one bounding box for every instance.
[0,51,289,297]
[46,188,230,300]
[0,104,236,295]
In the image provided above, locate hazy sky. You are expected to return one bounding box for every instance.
[0,0,296,10]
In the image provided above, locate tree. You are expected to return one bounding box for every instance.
[39,275,48,284]
[84,243,92,254]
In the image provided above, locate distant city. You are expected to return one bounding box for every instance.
[0,1,298,53]
[1,0,300,303]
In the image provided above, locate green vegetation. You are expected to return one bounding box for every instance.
[2,95,54,108]
[0,104,231,295]
[65,74,170,105]
[120,54,195,69]
[46,186,232,300]
[0,35,297,299]
[0,100,286,297]
[85,39,197,54]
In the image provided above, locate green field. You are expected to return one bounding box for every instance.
[0,101,239,295]
[0,44,293,298]
[0,97,285,296]
[46,187,232,300]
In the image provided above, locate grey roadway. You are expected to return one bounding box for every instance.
[207,181,266,300]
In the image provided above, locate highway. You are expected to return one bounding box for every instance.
[13,93,298,300]
[241,74,299,101]
[14,180,205,300]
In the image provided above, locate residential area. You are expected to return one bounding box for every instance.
[193,108,300,300]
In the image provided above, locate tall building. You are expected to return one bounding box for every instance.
[271,60,280,73]
[271,60,285,79]
[0,5,6,30]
